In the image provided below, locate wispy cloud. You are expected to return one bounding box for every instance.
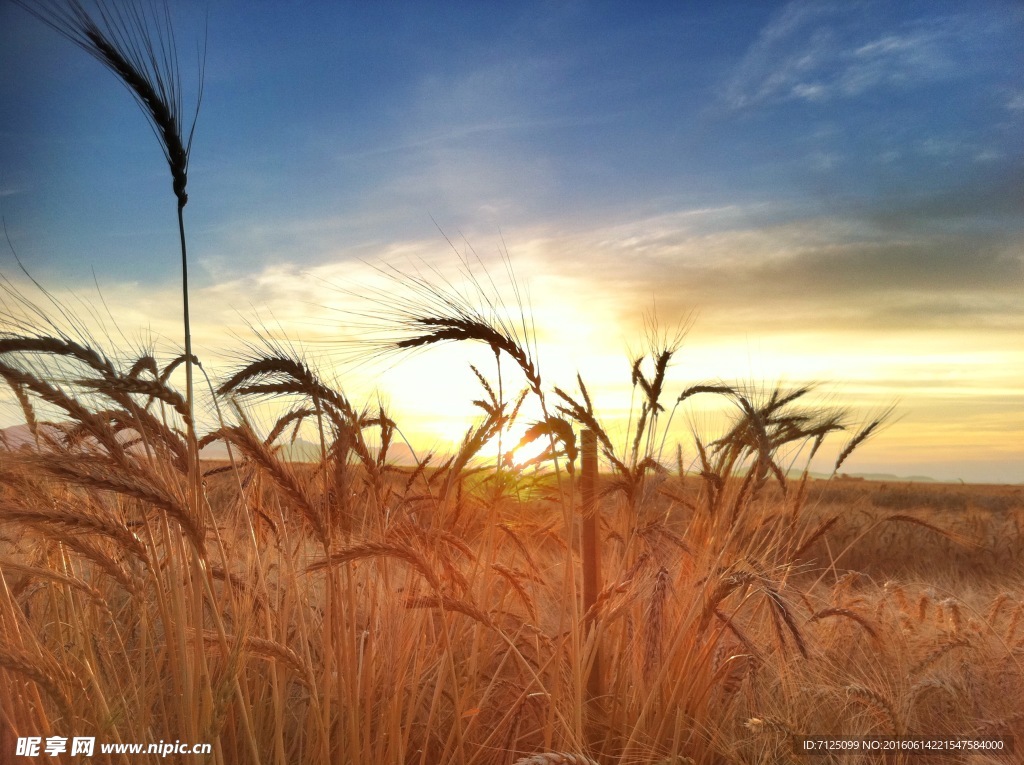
[722,1,1004,110]
[507,202,1024,338]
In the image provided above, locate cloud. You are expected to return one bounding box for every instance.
[722,1,837,109]
[3,206,1020,482]
[722,1,1004,110]
[505,201,1024,338]
[864,172,1024,230]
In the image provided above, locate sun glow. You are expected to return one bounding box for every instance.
[500,420,553,469]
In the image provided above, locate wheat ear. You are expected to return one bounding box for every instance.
[809,607,879,641]
[846,683,901,734]
[833,406,895,473]
[511,755,599,765]
[15,0,205,504]
[0,646,76,723]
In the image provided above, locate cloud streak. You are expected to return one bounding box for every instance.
[722,1,1010,110]
[516,203,1023,335]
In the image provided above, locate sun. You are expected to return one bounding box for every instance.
[500,421,553,469]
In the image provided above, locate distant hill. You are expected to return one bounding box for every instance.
[778,467,938,484]
[0,423,54,450]
[844,472,936,483]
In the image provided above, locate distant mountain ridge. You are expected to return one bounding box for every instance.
[842,472,936,483]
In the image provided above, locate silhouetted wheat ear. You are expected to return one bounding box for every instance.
[14,0,199,210]
[834,406,895,473]
[398,316,541,393]
[85,30,189,206]
[214,423,326,545]
[0,335,116,376]
[16,0,204,494]
[219,354,358,423]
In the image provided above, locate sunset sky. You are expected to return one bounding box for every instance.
[0,1,1021,482]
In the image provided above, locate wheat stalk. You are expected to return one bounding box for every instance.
[15,0,206,517]
[212,423,326,546]
[52,533,142,592]
[195,630,315,688]
[31,451,204,552]
[405,594,495,629]
[0,560,105,605]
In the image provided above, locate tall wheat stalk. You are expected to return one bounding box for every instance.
[15,0,204,462]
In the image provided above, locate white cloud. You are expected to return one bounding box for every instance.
[791,83,827,101]
[723,1,978,110]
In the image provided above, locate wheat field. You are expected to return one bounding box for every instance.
[0,318,1021,764]
[2,2,1022,763]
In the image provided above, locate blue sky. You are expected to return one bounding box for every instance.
[0,0,1022,481]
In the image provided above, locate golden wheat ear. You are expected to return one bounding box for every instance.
[511,755,600,765]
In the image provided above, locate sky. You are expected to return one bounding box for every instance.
[0,0,1021,483]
